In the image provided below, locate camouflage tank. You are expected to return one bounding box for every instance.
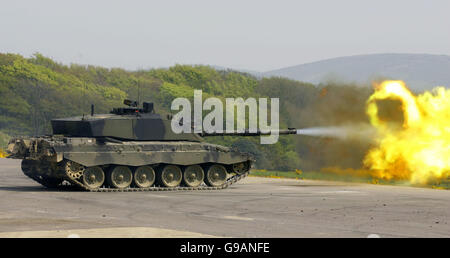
[7,100,297,192]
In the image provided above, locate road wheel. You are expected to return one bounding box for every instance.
[108,166,133,189]
[82,166,105,189]
[183,165,204,187]
[205,164,227,187]
[158,165,182,187]
[134,166,156,188]
[64,160,85,179]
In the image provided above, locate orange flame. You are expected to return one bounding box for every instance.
[0,149,7,158]
[364,80,450,184]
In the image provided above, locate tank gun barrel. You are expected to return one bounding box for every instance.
[199,128,298,137]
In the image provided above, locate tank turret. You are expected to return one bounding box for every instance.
[51,100,202,142]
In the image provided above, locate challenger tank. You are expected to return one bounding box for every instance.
[6,100,297,192]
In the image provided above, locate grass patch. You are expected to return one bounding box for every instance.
[250,169,450,190]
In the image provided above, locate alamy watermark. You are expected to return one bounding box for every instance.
[170,90,280,144]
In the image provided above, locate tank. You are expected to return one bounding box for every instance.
[6,100,298,192]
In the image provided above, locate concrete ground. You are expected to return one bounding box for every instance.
[0,158,448,238]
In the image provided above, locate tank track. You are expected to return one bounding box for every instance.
[65,171,249,192]
[20,160,66,189]
[20,160,249,192]
[22,172,65,189]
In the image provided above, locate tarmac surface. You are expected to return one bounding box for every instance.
[0,158,449,238]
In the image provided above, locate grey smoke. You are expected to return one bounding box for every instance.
[296,124,377,141]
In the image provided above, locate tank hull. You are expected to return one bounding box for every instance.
[7,136,253,191]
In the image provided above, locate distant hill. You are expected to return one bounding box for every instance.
[263,53,450,91]
[210,65,263,78]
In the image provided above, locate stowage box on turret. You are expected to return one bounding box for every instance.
[7,100,297,192]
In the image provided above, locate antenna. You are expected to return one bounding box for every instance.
[83,81,86,116]
[137,78,141,105]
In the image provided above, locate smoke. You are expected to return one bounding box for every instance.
[282,83,377,171]
[296,123,377,141]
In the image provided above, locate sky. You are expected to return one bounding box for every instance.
[1,0,449,71]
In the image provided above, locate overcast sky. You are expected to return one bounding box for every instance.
[1,0,449,71]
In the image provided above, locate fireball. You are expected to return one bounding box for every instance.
[364,80,450,184]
